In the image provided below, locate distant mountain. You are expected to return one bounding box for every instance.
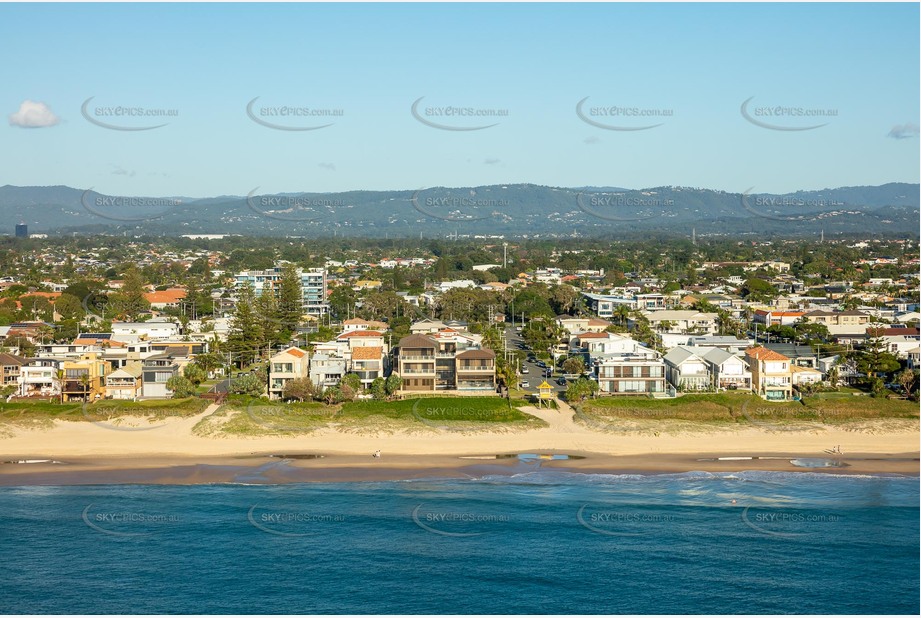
[1,182,917,238]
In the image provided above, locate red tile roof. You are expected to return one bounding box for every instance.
[745,346,790,361]
[337,330,383,339]
[352,346,382,360]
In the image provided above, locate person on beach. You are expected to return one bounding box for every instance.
[372,450,381,459]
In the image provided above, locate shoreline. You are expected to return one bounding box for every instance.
[1,450,917,486]
[2,407,918,485]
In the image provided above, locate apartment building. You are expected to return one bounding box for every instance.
[395,333,496,393]
[234,263,329,318]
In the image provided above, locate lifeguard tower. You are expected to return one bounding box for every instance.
[536,380,555,408]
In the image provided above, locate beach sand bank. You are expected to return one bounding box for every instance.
[1,403,917,484]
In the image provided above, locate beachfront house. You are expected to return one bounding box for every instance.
[268,346,310,400]
[663,346,712,392]
[61,352,108,402]
[454,348,497,392]
[745,346,793,401]
[699,347,752,391]
[0,352,26,390]
[395,334,438,392]
[595,350,668,396]
[141,354,180,399]
[17,358,65,399]
[105,365,143,400]
[309,353,347,390]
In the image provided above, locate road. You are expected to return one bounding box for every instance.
[502,325,568,395]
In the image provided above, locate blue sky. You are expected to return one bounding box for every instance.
[1,2,918,197]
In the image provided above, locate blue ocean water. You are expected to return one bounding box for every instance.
[0,469,917,614]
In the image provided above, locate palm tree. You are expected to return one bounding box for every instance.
[614,305,630,327]
[79,372,91,402]
[54,369,65,404]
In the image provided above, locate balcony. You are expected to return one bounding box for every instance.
[401,369,436,375]
[457,365,494,372]
[400,355,435,361]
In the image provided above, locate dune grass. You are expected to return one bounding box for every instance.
[199,395,540,436]
[574,391,918,432]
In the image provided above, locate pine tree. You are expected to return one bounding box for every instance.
[255,285,281,352]
[110,266,150,320]
[227,282,263,367]
[276,263,303,338]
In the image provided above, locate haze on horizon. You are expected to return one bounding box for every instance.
[1,2,918,199]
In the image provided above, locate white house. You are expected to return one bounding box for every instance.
[663,346,711,391]
[268,346,310,400]
[594,349,668,396]
[111,320,181,342]
[699,347,752,391]
[17,358,65,398]
[640,310,718,335]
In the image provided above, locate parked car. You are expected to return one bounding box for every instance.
[556,376,567,386]
[521,366,529,374]
[520,380,530,389]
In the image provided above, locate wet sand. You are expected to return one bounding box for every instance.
[1,450,917,486]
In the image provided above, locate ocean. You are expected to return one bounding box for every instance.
[0,469,917,614]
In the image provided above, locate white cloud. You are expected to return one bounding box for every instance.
[8,100,60,128]
[112,165,136,177]
[887,123,919,139]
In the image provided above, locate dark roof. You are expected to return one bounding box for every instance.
[868,327,920,337]
[764,343,817,358]
[0,352,26,366]
[398,334,438,349]
[456,348,496,360]
[76,333,112,340]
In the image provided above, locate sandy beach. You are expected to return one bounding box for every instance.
[1,402,918,484]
